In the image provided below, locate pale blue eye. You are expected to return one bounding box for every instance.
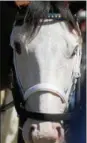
[71,45,78,57]
[64,44,79,59]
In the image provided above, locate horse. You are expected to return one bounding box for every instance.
[0,2,19,143]
[0,89,19,143]
[0,1,86,143]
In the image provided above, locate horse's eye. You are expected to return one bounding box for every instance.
[14,41,21,54]
[71,45,78,57]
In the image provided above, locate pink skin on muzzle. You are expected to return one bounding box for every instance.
[22,121,65,143]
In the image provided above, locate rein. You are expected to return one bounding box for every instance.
[0,101,14,112]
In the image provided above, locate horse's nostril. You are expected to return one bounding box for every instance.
[29,125,36,141]
[30,126,35,132]
[56,126,61,137]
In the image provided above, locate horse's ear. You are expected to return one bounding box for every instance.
[56,2,80,35]
[15,1,31,7]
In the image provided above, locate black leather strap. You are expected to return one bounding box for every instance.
[1,64,79,123]
[0,101,14,112]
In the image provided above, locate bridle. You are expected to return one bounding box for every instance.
[0,7,85,143]
[10,63,82,123]
[0,61,82,122]
[1,3,86,127]
[0,7,82,115]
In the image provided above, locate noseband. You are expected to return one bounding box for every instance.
[11,62,81,122]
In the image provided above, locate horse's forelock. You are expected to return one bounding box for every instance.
[23,1,80,39]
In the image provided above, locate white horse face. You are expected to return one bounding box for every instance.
[10,21,82,143]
